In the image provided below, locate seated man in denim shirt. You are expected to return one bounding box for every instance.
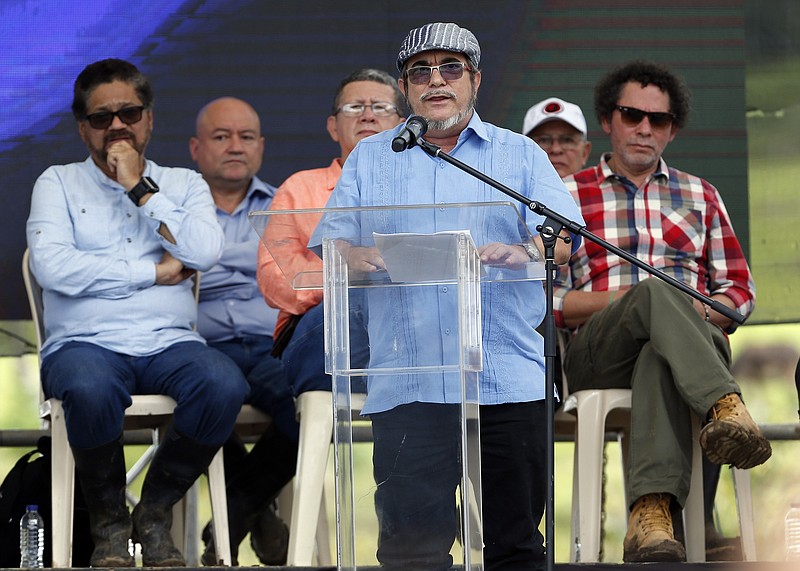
[26,59,249,568]
[190,97,297,565]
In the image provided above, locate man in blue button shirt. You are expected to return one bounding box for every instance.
[317,23,584,571]
[26,59,249,568]
[189,97,296,565]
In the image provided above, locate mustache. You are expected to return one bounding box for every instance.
[104,130,133,145]
[419,89,457,103]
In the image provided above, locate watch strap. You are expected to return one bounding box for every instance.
[128,176,159,206]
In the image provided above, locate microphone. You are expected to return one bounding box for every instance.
[392,116,428,153]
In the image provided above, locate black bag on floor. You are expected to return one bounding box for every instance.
[0,436,93,567]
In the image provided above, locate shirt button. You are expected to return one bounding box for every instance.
[439,162,446,169]
[442,286,448,293]
[127,213,133,218]
[444,328,451,335]
[126,238,132,243]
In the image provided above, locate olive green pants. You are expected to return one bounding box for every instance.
[563,278,739,507]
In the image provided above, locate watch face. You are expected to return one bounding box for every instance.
[142,177,159,192]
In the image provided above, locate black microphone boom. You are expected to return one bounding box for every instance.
[392,116,428,152]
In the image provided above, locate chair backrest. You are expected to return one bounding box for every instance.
[21,249,45,356]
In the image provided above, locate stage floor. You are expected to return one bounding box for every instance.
[27,564,800,571]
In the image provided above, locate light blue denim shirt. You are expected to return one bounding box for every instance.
[197,176,279,343]
[315,112,585,413]
[27,157,224,358]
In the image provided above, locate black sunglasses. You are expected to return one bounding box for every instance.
[615,105,675,128]
[405,62,470,85]
[85,106,146,130]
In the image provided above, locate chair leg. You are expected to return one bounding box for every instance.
[569,431,580,563]
[279,471,332,565]
[574,391,611,563]
[207,447,232,565]
[683,415,706,562]
[50,400,75,568]
[315,487,332,565]
[174,482,200,566]
[287,391,333,566]
[733,467,757,561]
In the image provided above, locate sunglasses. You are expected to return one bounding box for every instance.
[85,106,146,130]
[615,105,675,128]
[405,62,471,85]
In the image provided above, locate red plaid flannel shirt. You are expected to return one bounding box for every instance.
[553,154,755,332]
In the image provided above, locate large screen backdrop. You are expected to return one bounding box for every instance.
[3,0,777,354]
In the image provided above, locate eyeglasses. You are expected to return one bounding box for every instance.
[615,105,675,128]
[404,62,471,85]
[336,102,399,117]
[84,106,146,130]
[533,134,583,150]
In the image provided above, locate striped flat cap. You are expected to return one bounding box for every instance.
[396,22,481,72]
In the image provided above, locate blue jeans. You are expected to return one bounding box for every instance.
[281,301,369,396]
[41,341,249,449]
[209,335,298,441]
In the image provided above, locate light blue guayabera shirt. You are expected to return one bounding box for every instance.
[27,157,224,359]
[197,176,279,343]
[314,112,585,414]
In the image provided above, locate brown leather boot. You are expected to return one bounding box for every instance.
[623,494,686,562]
[699,393,772,469]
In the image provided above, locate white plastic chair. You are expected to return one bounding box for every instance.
[285,390,338,566]
[285,389,481,567]
[558,332,756,562]
[22,249,233,567]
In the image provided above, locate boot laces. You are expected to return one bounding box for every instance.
[709,393,741,422]
[636,495,673,536]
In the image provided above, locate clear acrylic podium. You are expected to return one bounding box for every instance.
[250,201,543,571]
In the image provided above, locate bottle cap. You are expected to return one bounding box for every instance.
[25,504,38,511]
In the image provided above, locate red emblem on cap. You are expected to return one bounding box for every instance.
[544,102,563,114]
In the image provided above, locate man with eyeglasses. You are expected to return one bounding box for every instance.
[553,60,769,562]
[523,97,592,178]
[257,68,405,400]
[314,23,583,571]
[26,58,249,567]
[188,97,296,566]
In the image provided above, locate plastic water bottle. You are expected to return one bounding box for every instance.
[786,502,800,561]
[19,505,44,568]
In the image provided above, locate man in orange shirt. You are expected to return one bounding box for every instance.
[257,68,404,395]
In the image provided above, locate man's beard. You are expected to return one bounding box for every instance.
[409,88,478,132]
[94,129,149,164]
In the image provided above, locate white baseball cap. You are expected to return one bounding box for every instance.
[522,97,587,137]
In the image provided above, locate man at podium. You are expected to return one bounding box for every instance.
[315,22,584,571]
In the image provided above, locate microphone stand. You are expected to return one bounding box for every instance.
[412,135,744,571]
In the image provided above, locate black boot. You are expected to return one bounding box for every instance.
[132,426,220,567]
[71,435,135,567]
[201,424,297,566]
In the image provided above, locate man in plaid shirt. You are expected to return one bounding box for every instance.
[553,60,771,563]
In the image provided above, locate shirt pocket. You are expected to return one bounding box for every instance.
[659,206,704,257]
[72,203,116,251]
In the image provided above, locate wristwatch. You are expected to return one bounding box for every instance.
[521,241,541,261]
[127,176,159,206]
